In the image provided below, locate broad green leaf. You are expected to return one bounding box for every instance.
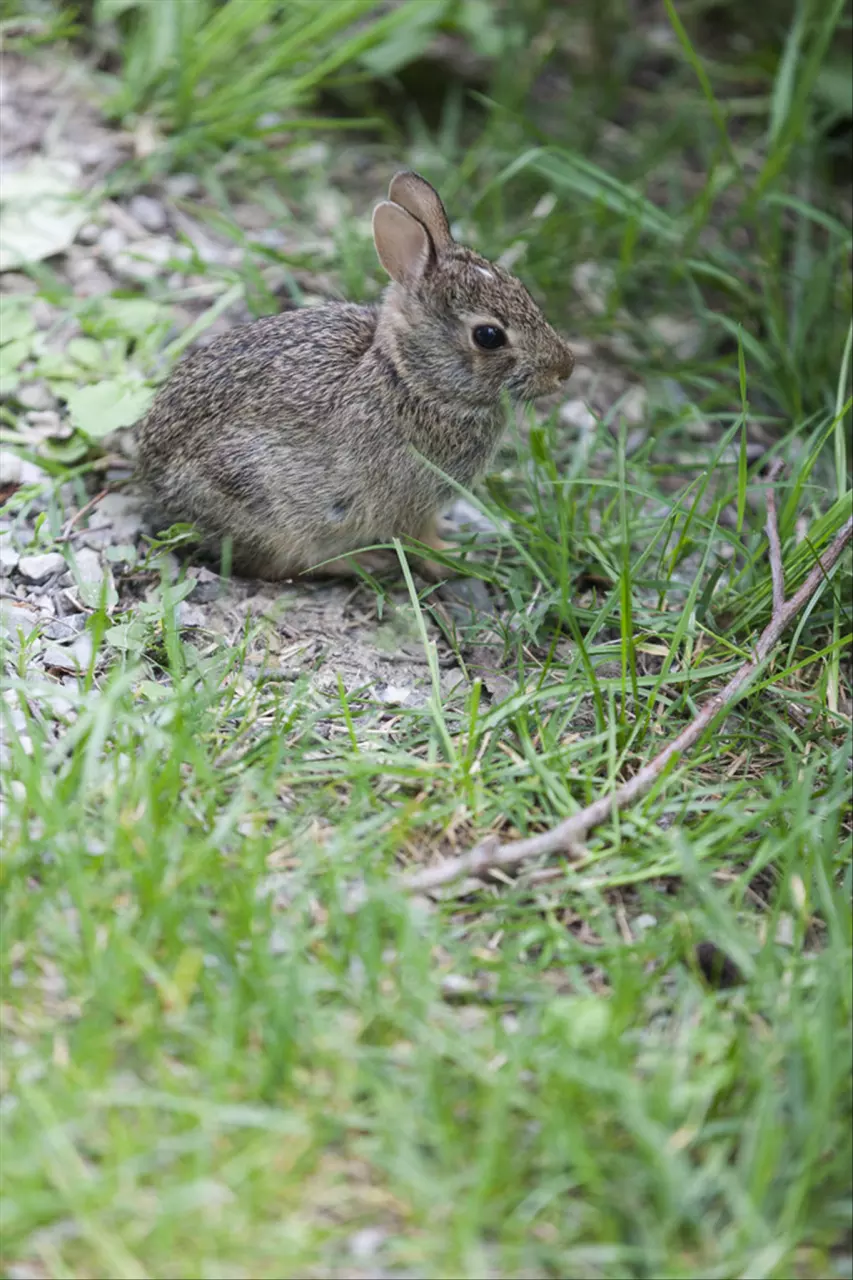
[64,381,154,440]
[0,339,32,384]
[80,298,169,341]
[104,620,149,652]
[66,338,107,370]
[0,300,37,346]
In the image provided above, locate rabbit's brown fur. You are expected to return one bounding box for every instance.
[136,172,574,580]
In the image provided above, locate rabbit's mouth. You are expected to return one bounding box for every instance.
[507,371,563,401]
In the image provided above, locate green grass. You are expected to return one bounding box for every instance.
[2,2,852,1277]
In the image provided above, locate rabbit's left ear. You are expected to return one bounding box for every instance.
[388,171,453,250]
[372,200,433,285]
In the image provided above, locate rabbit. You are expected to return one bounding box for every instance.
[135,170,574,581]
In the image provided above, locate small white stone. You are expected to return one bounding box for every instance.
[73,547,104,583]
[23,409,64,441]
[376,684,412,706]
[0,544,19,575]
[17,552,66,583]
[16,383,56,412]
[98,226,127,258]
[87,492,145,541]
[176,602,207,629]
[112,237,191,281]
[348,1227,386,1262]
[0,450,22,486]
[128,193,167,232]
[559,398,597,431]
[648,314,703,360]
[165,172,200,198]
[287,141,329,172]
[620,384,648,425]
[44,615,85,641]
[42,632,93,672]
[0,602,39,640]
[775,914,795,947]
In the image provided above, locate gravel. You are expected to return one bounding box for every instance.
[128,193,168,232]
[17,552,66,583]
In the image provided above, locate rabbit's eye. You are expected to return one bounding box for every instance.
[472,324,507,351]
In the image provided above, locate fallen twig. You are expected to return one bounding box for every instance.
[764,459,786,616]
[61,486,111,540]
[403,497,853,896]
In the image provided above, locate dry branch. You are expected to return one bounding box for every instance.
[764,460,786,616]
[403,498,853,896]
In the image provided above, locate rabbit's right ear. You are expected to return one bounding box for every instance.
[388,171,453,250]
[373,201,433,285]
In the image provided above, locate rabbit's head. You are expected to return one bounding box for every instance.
[373,171,574,408]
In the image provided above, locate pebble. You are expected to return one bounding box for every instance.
[17,552,66,583]
[620,384,648,425]
[70,547,116,608]
[176,602,208,629]
[165,172,200,198]
[0,273,36,295]
[98,226,127,258]
[31,298,59,329]
[288,141,329,171]
[23,409,65,442]
[445,497,501,536]
[559,398,597,431]
[42,633,93,672]
[29,593,56,617]
[313,190,346,232]
[88,492,145,541]
[128,193,168,232]
[73,546,105,583]
[255,227,288,250]
[77,141,109,169]
[376,683,414,706]
[649,314,703,360]
[0,544,19,575]
[76,221,101,245]
[0,450,22,486]
[4,698,27,733]
[0,602,39,641]
[347,1228,387,1263]
[112,237,191,282]
[63,249,117,297]
[171,210,232,265]
[43,614,86,641]
[187,567,222,603]
[16,382,56,412]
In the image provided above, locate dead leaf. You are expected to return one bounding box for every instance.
[0,158,88,270]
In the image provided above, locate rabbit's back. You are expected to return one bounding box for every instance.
[139,303,377,459]
[137,303,390,572]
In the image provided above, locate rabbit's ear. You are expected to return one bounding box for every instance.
[373,201,433,285]
[388,171,453,249]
